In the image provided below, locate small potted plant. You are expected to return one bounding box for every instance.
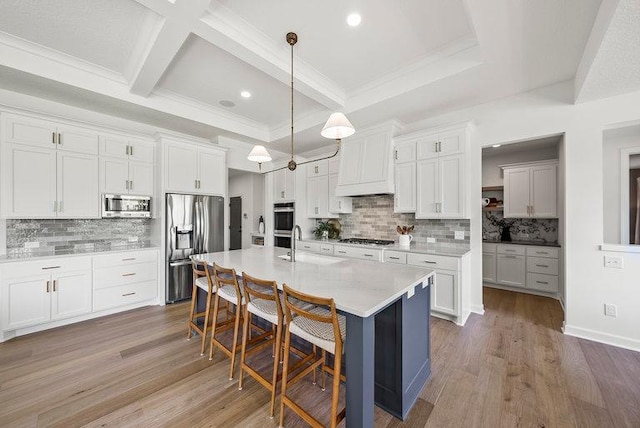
[313,221,333,240]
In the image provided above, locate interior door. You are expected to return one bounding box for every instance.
[229,196,242,250]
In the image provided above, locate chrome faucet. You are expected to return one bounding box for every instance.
[290,225,302,262]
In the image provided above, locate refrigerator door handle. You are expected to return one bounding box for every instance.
[194,197,202,254]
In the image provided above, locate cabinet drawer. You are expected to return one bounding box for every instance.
[1,256,92,279]
[526,273,558,293]
[497,245,525,256]
[93,280,157,311]
[526,247,559,258]
[527,257,558,275]
[483,243,497,253]
[406,253,459,271]
[320,244,334,254]
[299,242,320,253]
[94,261,157,289]
[384,251,407,264]
[333,245,382,261]
[93,250,158,269]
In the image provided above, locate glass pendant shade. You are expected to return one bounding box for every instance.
[321,112,356,139]
[247,145,272,163]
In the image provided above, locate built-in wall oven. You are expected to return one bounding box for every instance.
[274,202,294,248]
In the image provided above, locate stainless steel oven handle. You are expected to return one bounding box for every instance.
[169,260,193,267]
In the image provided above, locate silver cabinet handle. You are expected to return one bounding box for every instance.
[122,292,136,296]
[504,255,518,259]
[364,254,374,257]
[57,133,62,145]
[530,205,534,215]
[505,249,515,252]
[53,280,57,292]
[42,265,61,270]
[338,201,342,210]
[129,180,133,190]
[122,273,136,277]
[536,280,549,285]
[122,257,136,261]
[536,264,549,268]
[46,280,50,293]
[394,150,398,160]
[314,165,318,174]
[129,145,133,157]
[281,191,285,198]
[52,132,56,145]
[337,250,347,254]
[389,256,400,260]
[422,260,437,264]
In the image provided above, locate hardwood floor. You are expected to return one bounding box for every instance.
[1,287,639,427]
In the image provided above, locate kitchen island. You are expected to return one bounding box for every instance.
[193,247,435,427]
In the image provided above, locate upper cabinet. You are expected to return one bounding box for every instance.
[335,123,397,196]
[394,123,471,219]
[100,134,154,196]
[393,141,416,213]
[503,161,558,218]
[164,140,226,196]
[306,157,351,218]
[1,113,100,219]
[273,167,296,202]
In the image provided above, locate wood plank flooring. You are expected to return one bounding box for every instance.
[1,287,639,427]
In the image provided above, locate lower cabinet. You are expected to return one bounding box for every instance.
[406,253,461,318]
[333,245,382,262]
[0,249,159,342]
[484,243,560,295]
[0,257,92,331]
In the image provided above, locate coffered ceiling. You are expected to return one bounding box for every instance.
[0,0,630,156]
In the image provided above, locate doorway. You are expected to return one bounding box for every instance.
[229,196,242,250]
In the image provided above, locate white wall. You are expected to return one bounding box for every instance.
[403,80,640,351]
[602,132,640,244]
[228,171,265,249]
[482,146,559,186]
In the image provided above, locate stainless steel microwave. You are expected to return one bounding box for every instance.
[102,194,151,218]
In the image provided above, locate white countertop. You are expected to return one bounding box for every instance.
[0,244,160,264]
[192,247,435,318]
[300,238,471,257]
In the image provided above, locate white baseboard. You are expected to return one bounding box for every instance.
[563,324,640,353]
[470,304,485,315]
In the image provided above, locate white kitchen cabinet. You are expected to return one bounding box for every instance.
[101,158,154,196]
[93,250,158,312]
[335,124,396,196]
[1,143,99,218]
[165,142,226,195]
[503,161,557,218]
[483,243,497,283]
[1,113,99,155]
[100,134,154,163]
[406,252,462,318]
[273,168,296,202]
[0,257,92,331]
[333,245,382,262]
[306,175,331,218]
[307,159,329,177]
[394,141,416,213]
[496,244,526,288]
[395,124,469,219]
[298,241,321,253]
[328,174,352,214]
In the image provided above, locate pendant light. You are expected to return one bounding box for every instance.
[247,32,355,173]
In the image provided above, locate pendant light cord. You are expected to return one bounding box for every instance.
[290,37,294,165]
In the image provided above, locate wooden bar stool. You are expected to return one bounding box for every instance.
[186,259,216,355]
[279,284,346,428]
[208,263,246,380]
[238,272,285,418]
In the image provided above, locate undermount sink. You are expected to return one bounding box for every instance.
[278,252,345,265]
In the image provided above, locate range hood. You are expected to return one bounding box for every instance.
[334,123,398,197]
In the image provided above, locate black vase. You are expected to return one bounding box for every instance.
[500,226,512,242]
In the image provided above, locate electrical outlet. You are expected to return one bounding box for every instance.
[521,233,529,239]
[427,237,436,243]
[604,255,624,269]
[24,241,39,249]
[454,231,465,240]
[604,304,617,317]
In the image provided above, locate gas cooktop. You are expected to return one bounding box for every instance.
[338,238,395,246]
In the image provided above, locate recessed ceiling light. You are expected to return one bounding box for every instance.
[492,144,501,148]
[347,13,361,27]
[219,100,235,108]
[240,91,251,98]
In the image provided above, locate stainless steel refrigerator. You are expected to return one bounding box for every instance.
[165,193,224,303]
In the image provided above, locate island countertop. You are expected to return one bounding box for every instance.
[192,246,435,318]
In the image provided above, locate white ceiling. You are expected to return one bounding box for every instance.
[0,0,631,156]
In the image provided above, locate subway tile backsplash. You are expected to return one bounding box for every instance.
[6,218,153,257]
[337,195,470,247]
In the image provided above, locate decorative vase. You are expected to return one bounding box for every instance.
[258,216,265,234]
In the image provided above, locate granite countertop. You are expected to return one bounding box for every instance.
[192,247,435,318]
[0,243,161,263]
[482,239,561,248]
[299,238,471,257]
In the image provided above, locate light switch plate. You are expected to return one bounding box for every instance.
[454,231,465,240]
[24,241,39,249]
[604,304,617,317]
[427,237,436,243]
[604,255,623,269]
